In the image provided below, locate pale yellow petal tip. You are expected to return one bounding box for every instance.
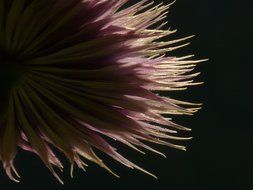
[168,0,177,7]
[153,175,158,180]
[116,175,121,179]
[9,174,20,183]
[70,164,74,178]
[59,180,65,185]
[12,167,21,178]
[146,171,158,179]
[198,58,209,63]
[7,167,21,183]
[102,164,120,178]
[184,127,192,131]
[12,179,20,183]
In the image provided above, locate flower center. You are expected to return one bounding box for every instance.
[0,49,27,119]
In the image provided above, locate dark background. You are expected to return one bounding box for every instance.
[0,0,252,189]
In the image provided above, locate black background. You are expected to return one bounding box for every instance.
[0,0,252,189]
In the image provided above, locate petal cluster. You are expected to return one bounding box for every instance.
[0,0,205,183]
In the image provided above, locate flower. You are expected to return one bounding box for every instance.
[0,0,205,184]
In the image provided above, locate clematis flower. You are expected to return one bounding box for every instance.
[0,0,205,184]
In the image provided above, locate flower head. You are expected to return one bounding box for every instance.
[0,0,205,184]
